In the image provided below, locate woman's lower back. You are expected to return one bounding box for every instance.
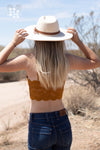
[30,99,65,113]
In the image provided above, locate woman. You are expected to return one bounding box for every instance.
[0,16,100,150]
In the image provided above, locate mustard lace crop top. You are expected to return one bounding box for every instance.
[26,75,65,101]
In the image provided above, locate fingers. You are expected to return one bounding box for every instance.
[67,27,80,43]
[67,30,78,37]
[19,29,26,34]
[67,30,74,34]
[67,27,76,32]
[16,29,23,33]
[67,27,78,36]
[16,29,28,37]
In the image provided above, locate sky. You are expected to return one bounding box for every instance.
[0,0,100,48]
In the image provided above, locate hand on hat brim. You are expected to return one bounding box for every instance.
[67,27,80,43]
[24,25,73,41]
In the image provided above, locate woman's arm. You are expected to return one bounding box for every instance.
[0,29,29,73]
[66,27,100,70]
[67,27,98,61]
[0,29,28,64]
[0,54,29,72]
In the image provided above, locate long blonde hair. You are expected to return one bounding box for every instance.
[33,41,68,90]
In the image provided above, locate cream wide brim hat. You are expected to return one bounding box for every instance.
[25,16,73,41]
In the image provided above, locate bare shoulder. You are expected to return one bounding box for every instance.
[64,52,74,64]
[65,52,98,70]
[65,52,73,58]
[24,52,35,59]
[24,52,36,73]
[24,52,36,64]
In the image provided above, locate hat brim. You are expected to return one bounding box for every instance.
[24,25,73,41]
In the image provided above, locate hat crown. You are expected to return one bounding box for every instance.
[36,16,59,33]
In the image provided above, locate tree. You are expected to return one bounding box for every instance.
[68,11,100,93]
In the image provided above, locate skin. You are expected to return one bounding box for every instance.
[0,28,100,113]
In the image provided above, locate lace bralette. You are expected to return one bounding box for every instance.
[26,75,65,101]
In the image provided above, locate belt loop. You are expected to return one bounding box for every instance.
[59,108,68,117]
[65,108,68,116]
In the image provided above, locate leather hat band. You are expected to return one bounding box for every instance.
[34,27,60,35]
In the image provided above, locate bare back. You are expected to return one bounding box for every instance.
[26,53,65,113]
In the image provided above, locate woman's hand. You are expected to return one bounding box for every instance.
[67,27,80,44]
[11,29,29,47]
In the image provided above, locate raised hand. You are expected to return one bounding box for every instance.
[67,27,80,44]
[12,29,29,47]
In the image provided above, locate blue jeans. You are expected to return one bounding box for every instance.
[28,108,72,150]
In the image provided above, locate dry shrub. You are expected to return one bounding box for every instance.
[1,135,12,146]
[63,85,98,116]
[21,106,29,123]
[1,118,11,131]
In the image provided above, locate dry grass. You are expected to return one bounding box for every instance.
[0,108,28,149]
[21,106,29,123]
[1,134,12,146]
[63,84,100,118]
[0,119,12,147]
[1,117,11,131]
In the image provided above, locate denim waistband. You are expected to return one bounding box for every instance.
[29,108,68,119]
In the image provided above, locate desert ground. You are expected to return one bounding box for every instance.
[0,79,100,150]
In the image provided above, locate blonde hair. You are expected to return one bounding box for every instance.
[34,41,68,90]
